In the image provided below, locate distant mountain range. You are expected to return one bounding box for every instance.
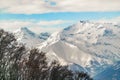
[14,27,50,47]
[13,21,120,80]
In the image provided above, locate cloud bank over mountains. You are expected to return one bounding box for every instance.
[0,0,119,14]
[0,20,70,33]
[0,0,120,33]
[0,16,120,34]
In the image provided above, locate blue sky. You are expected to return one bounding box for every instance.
[0,12,120,21]
[0,0,120,33]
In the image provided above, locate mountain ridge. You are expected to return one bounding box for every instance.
[13,21,120,78]
[14,27,50,48]
[38,21,120,76]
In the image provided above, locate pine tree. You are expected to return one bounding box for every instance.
[0,29,26,80]
[21,49,49,80]
[0,29,93,80]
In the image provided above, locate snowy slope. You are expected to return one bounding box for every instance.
[14,27,50,48]
[38,21,120,76]
[94,61,120,80]
[13,21,120,77]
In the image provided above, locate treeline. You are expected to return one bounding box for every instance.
[0,29,93,80]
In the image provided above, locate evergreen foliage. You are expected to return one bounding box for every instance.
[0,29,93,80]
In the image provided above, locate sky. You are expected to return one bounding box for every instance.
[0,0,120,33]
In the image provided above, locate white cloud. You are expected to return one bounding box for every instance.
[105,17,120,23]
[36,20,69,26]
[0,16,120,34]
[0,0,119,14]
[95,16,120,24]
[0,20,70,33]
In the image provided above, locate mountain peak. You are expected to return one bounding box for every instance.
[14,27,51,48]
[80,20,90,24]
[16,27,29,32]
[14,27,36,37]
[39,32,51,40]
[20,27,30,32]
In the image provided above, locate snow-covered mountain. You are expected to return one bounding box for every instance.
[14,27,50,48]
[13,21,120,77]
[38,21,120,76]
